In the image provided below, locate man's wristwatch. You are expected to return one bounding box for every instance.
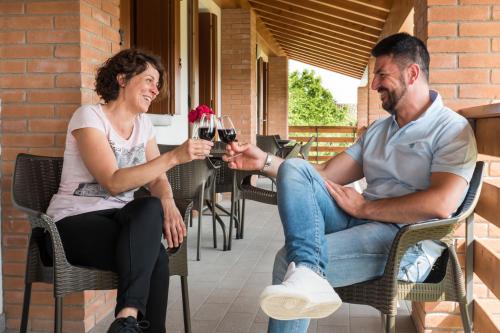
[261,153,273,172]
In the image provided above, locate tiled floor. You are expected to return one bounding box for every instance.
[89,180,417,333]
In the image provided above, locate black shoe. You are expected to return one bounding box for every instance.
[107,316,150,333]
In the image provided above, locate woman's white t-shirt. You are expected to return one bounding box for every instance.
[46,104,155,222]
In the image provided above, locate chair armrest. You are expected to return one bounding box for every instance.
[382,215,463,280]
[25,211,72,270]
[166,199,193,256]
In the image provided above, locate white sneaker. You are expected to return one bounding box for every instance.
[259,262,342,320]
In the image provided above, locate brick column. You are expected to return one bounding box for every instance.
[267,56,288,138]
[356,85,368,128]
[0,1,120,331]
[221,8,257,144]
[413,1,500,332]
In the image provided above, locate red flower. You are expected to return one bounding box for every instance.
[188,104,214,123]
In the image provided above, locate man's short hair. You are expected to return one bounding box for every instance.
[371,33,430,81]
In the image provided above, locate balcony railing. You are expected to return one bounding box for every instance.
[288,125,358,163]
[458,103,500,333]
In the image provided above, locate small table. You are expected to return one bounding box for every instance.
[276,139,295,147]
[205,149,240,251]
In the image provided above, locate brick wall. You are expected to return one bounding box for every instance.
[1,1,120,331]
[413,1,500,332]
[267,56,288,138]
[356,86,368,128]
[221,8,257,145]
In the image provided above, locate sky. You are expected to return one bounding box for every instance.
[288,60,362,105]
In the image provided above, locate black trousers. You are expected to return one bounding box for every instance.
[47,197,169,333]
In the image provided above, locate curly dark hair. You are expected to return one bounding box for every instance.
[371,33,430,82]
[95,48,166,103]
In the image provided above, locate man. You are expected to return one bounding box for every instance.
[223,33,477,332]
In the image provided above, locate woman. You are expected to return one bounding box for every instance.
[46,49,213,333]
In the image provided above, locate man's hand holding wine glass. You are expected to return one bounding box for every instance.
[222,142,268,171]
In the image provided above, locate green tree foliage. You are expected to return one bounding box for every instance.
[289,69,351,126]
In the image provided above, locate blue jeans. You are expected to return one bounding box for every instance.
[268,159,399,333]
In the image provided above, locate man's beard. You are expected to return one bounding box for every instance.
[378,78,407,115]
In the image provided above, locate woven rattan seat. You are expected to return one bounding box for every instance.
[299,137,315,160]
[12,153,192,333]
[158,144,216,261]
[335,161,484,333]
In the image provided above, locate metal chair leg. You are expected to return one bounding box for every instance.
[196,204,202,261]
[20,282,32,333]
[459,302,473,333]
[384,314,395,333]
[181,276,191,333]
[239,199,246,239]
[55,296,63,333]
[227,190,237,250]
[211,190,217,249]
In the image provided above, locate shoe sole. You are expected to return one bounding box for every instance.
[260,291,342,321]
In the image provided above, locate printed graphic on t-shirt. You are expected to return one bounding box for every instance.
[109,140,146,168]
[74,182,110,199]
[72,140,146,202]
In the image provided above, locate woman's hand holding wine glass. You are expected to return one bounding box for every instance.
[173,139,213,164]
[193,113,216,157]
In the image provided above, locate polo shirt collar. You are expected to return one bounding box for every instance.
[391,90,442,129]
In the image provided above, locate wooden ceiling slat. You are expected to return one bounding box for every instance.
[272,35,368,66]
[270,30,369,62]
[287,53,364,78]
[308,0,388,22]
[285,49,364,77]
[264,0,385,30]
[345,0,392,12]
[277,41,366,71]
[248,0,381,35]
[254,8,377,46]
[248,0,379,39]
[262,20,372,53]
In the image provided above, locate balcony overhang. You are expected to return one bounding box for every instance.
[214,0,394,79]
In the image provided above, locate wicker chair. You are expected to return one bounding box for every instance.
[256,134,281,156]
[158,144,219,261]
[335,161,484,333]
[12,153,192,333]
[299,137,315,160]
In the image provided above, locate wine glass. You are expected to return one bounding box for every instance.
[193,113,215,158]
[197,113,216,142]
[217,115,237,144]
[217,115,242,160]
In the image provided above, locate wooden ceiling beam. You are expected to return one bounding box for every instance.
[253,0,385,30]
[287,53,364,79]
[254,8,377,46]
[276,41,366,71]
[263,20,372,54]
[255,16,285,56]
[249,0,381,35]
[284,49,365,77]
[269,29,369,62]
[345,0,393,13]
[272,35,368,66]
[307,0,388,22]
[248,1,379,39]
[258,12,374,49]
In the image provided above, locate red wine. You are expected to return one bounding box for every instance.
[218,128,237,143]
[198,127,215,141]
